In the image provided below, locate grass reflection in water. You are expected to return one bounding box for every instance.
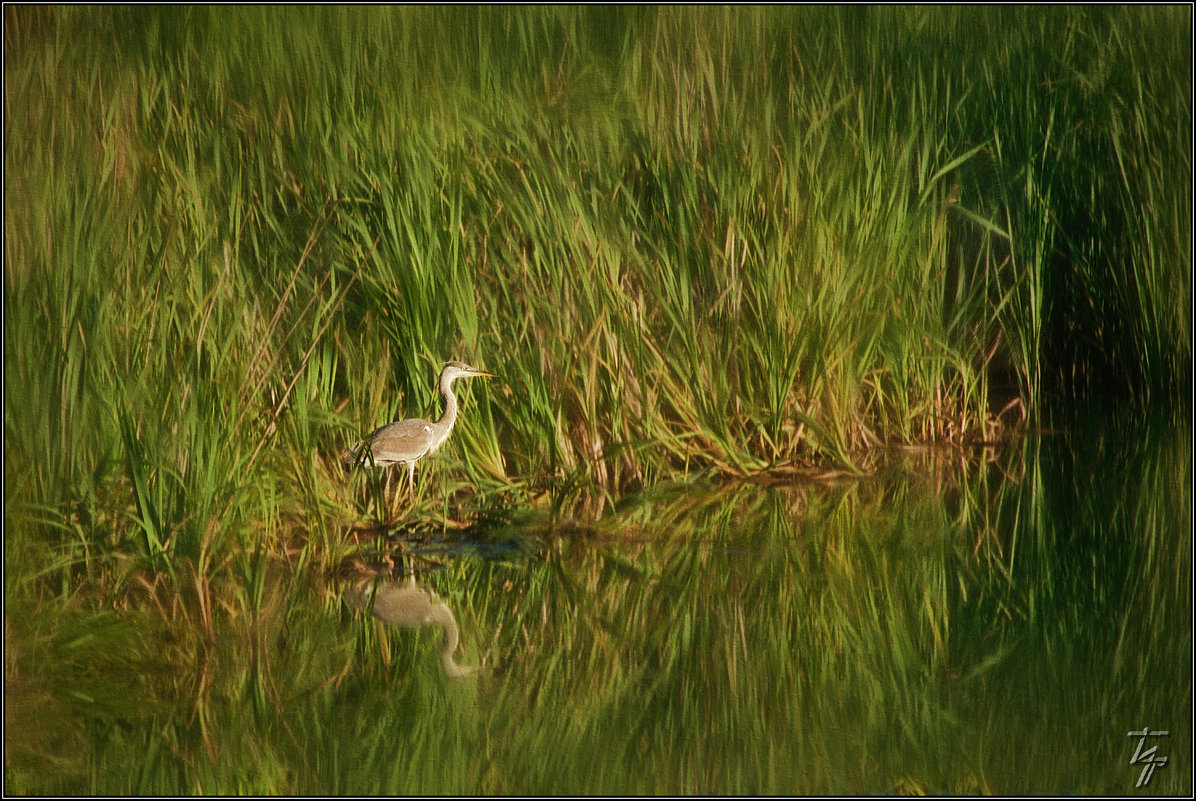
[12,425,1181,796]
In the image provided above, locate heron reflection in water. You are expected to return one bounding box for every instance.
[343,361,495,508]
[350,577,482,678]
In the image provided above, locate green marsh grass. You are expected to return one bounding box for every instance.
[5,6,1190,794]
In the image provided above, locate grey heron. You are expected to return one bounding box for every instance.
[343,361,495,498]
[349,577,482,678]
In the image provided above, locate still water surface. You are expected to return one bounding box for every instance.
[83,413,1190,794]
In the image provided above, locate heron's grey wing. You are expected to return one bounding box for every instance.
[367,418,435,465]
[363,581,439,628]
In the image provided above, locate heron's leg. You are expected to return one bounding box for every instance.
[383,467,393,510]
[406,461,416,497]
[381,466,399,521]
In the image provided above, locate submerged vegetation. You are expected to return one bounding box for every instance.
[4,6,1190,795]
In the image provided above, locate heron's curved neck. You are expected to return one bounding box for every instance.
[431,605,473,676]
[438,616,460,659]
[430,372,460,451]
[436,372,459,424]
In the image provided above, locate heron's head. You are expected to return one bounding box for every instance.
[441,361,496,382]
